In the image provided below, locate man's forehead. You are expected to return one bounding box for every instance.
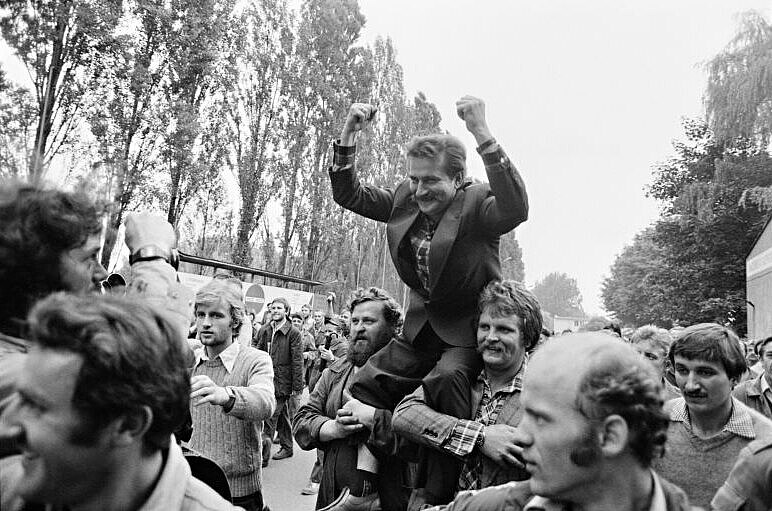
[72,233,102,255]
[195,298,229,313]
[673,355,725,371]
[351,300,385,320]
[19,348,83,405]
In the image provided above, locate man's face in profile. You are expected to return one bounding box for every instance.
[519,358,600,500]
[58,233,107,293]
[7,347,112,505]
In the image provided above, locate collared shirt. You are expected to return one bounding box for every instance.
[670,397,756,439]
[760,374,772,406]
[453,358,528,490]
[523,470,667,511]
[195,341,241,374]
[408,214,437,293]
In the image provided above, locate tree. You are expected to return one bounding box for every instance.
[500,231,525,282]
[0,68,36,177]
[0,0,123,181]
[705,10,772,149]
[601,228,672,327]
[603,119,772,333]
[531,272,584,317]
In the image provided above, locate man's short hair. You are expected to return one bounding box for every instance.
[573,338,669,467]
[270,297,291,315]
[0,182,101,329]
[27,293,190,454]
[478,280,542,351]
[668,323,747,380]
[755,336,772,356]
[194,278,245,336]
[348,287,403,335]
[406,133,467,180]
[630,325,672,354]
[290,312,303,321]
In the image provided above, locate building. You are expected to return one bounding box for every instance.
[747,215,772,340]
[541,310,588,334]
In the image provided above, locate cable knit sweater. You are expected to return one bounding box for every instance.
[189,344,275,498]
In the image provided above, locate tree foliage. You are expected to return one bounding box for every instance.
[603,119,772,333]
[532,272,584,317]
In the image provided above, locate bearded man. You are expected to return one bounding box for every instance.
[294,287,404,511]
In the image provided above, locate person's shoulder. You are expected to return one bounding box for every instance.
[182,476,242,510]
[745,404,772,437]
[239,345,272,365]
[328,357,351,374]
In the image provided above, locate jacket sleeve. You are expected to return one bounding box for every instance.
[328,142,395,223]
[392,386,473,459]
[225,350,276,422]
[475,145,529,236]
[425,481,532,511]
[290,328,304,393]
[293,368,335,450]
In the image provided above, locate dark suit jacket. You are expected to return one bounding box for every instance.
[330,144,528,347]
[253,320,303,397]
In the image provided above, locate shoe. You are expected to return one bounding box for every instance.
[317,488,349,511]
[272,448,293,460]
[318,488,380,511]
[301,481,320,495]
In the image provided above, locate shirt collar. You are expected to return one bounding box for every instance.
[196,341,240,374]
[478,355,528,396]
[761,373,771,395]
[272,319,289,334]
[670,396,756,439]
[523,470,666,511]
[138,439,188,510]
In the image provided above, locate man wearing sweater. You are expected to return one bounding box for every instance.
[189,278,276,511]
[652,323,772,509]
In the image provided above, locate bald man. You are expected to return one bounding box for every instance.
[425,333,691,511]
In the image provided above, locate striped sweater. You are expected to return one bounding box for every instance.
[189,344,275,498]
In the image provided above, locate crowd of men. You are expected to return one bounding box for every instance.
[0,95,771,511]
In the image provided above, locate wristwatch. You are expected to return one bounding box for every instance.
[223,386,236,412]
[129,244,180,270]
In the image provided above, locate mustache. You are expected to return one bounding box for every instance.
[683,391,707,398]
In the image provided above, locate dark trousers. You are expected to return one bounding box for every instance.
[232,489,263,511]
[265,393,299,452]
[349,324,482,505]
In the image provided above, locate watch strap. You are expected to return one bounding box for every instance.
[476,138,497,154]
[129,245,179,270]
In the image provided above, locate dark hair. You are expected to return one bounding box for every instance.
[290,312,303,321]
[348,287,403,336]
[478,280,542,351]
[668,323,746,380]
[27,293,190,454]
[575,347,669,467]
[0,182,101,332]
[271,297,291,315]
[755,336,772,357]
[406,134,467,180]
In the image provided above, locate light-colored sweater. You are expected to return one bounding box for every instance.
[652,397,772,509]
[189,343,275,498]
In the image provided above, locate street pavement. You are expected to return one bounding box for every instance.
[262,389,322,511]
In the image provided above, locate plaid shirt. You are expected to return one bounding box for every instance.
[670,397,757,439]
[408,214,437,293]
[452,358,527,491]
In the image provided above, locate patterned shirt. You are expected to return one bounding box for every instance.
[670,397,757,439]
[452,358,527,491]
[408,214,437,293]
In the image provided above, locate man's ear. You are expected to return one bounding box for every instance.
[598,414,628,458]
[108,405,153,448]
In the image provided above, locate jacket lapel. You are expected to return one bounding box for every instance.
[388,204,421,286]
[428,189,465,292]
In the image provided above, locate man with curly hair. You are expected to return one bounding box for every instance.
[393,280,540,507]
[294,287,404,511]
[424,332,691,511]
[1,294,241,510]
[0,182,192,404]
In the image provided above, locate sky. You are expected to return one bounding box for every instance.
[356,0,772,314]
